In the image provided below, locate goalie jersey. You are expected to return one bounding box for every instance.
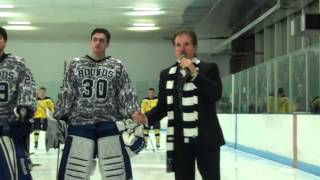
[54,55,140,125]
[0,53,37,126]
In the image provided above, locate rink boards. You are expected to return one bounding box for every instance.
[218,113,320,176]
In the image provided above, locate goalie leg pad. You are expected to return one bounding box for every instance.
[0,136,32,180]
[97,122,132,180]
[58,125,96,180]
[14,137,32,180]
[0,136,18,180]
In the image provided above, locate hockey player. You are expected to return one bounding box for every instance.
[52,28,144,180]
[141,88,160,149]
[33,87,54,149]
[0,26,37,180]
[311,96,320,113]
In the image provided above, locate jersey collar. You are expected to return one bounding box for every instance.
[0,53,9,62]
[86,55,111,63]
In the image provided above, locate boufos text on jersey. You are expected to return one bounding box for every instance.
[76,67,115,79]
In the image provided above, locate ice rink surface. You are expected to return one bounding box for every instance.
[30,131,320,180]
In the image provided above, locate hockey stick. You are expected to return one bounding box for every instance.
[56,143,61,180]
[148,133,156,152]
[144,124,155,152]
[56,60,67,180]
[45,107,63,179]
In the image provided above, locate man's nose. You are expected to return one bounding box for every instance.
[180,49,187,55]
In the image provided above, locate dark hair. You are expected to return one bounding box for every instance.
[0,27,8,42]
[148,88,155,91]
[278,88,284,94]
[39,87,47,91]
[91,28,111,43]
[172,29,197,46]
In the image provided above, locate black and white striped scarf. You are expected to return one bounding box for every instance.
[166,57,200,172]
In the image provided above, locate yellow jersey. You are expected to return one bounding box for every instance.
[278,96,290,113]
[141,97,158,113]
[311,97,320,113]
[33,97,55,119]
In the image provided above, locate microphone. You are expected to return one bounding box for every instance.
[179,51,192,79]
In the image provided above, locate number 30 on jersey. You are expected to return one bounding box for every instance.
[81,78,107,98]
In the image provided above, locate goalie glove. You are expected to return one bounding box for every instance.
[14,105,33,123]
[45,108,68,151]
[2,105,33,137]
[116,119,145,157]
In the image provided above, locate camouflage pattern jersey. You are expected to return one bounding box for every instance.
[54,55,140,125]
[0,53,37,126]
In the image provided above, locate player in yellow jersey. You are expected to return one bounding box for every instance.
[277,88,290,113]
[33,87,54,149]
[311,96,320,113]
[141,88,160,149]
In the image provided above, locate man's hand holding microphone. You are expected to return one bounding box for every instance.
[179,51,198,80]
[132,51,198,125]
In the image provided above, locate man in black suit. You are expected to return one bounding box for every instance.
[133,29,225,180]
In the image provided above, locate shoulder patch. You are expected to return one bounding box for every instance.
[109,57,123,64]
[6,54,27,67]
[73,57,82,61]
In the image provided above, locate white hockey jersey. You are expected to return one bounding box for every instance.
[54,55,140,125]
[0,53,37,126]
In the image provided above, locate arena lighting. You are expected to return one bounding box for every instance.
[127,26,160,31]
[0,4,14,8]
[133,7,161,11]
[0,12,16,17]
[133,23,155,27]
[2,25,37,30]
[126,11,164,16]
[7,21,31,25]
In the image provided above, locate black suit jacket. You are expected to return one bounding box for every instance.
[146,61,225,150]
